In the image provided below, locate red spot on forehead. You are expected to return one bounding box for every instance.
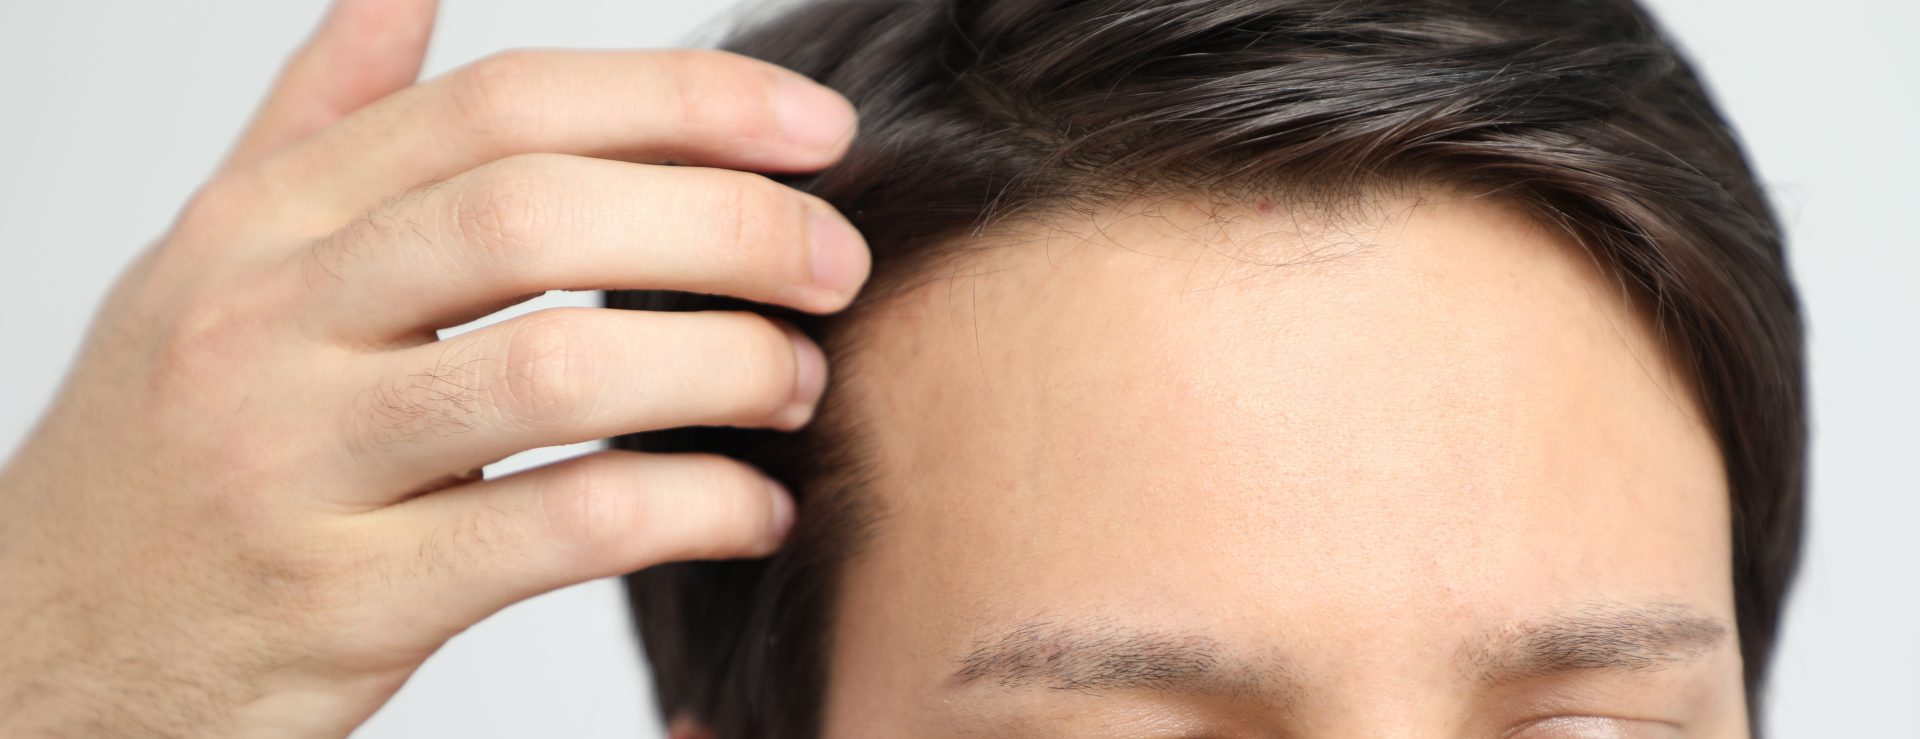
[1255,197,1274,213]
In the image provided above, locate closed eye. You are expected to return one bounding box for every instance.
[1507,715,1684,739]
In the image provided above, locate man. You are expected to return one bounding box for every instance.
[618,1,1803,736]
[0,1,1804,738]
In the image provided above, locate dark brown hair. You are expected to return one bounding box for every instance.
[608,0,1806,735]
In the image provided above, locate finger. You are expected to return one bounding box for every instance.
[225,0,439,168]
[250,48,858,233]
[363,449,795,631]
[335,307,828,499]
[278,154,869,344]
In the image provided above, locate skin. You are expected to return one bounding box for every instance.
[0,0,869,736]
[811,188,1749,737]
[0,0,1746,735]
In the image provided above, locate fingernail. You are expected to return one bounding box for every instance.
[778,323,829,429]
[774,74,856,151]
[766,479,797,545]
[808,208,869,296]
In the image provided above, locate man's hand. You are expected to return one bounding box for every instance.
[0,0,866,736]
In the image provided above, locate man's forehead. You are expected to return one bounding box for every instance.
[833,188,1719,500]
[816,187,1741,728]
[816,183,1731,615]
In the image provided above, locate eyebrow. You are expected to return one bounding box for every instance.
[1466,601,1730,683]
[951,618,1279,699]
[948,602,1729,697]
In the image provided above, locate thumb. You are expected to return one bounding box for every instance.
[224,0,439,169]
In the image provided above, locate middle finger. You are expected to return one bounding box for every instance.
[278,152,869,345]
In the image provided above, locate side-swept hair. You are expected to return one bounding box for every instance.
[608,1,1805,735]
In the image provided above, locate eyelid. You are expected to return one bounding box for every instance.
[1507,715,1683,739]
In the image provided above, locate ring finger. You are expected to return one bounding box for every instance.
[333,306,826,502]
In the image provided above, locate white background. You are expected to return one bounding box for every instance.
[0,1,1912,736]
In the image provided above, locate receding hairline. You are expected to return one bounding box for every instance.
[802,173,1696,551]
[828,175,1590,316]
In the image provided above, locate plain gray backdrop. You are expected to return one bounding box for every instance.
[1,1,1913,736]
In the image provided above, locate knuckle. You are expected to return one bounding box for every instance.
[497,309,597,428]
[200,429,294,504]
[244,523,365,610]
[452,157,559,266]
[711,311,799,422]
[684,455,772,554]
[174,170,257,238]
[660,49,785,146]
[703,170,807,283]
[191,457,281,541]
[539,455,637,564]
[191,508,376,625]
[431,491,535,579]
[153,291,268,386]
[447,49,547,139]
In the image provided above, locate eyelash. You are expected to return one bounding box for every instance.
[1134,717,1675,739]
[1506,715,1683,739]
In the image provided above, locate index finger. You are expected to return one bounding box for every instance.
[244,48,857,235]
